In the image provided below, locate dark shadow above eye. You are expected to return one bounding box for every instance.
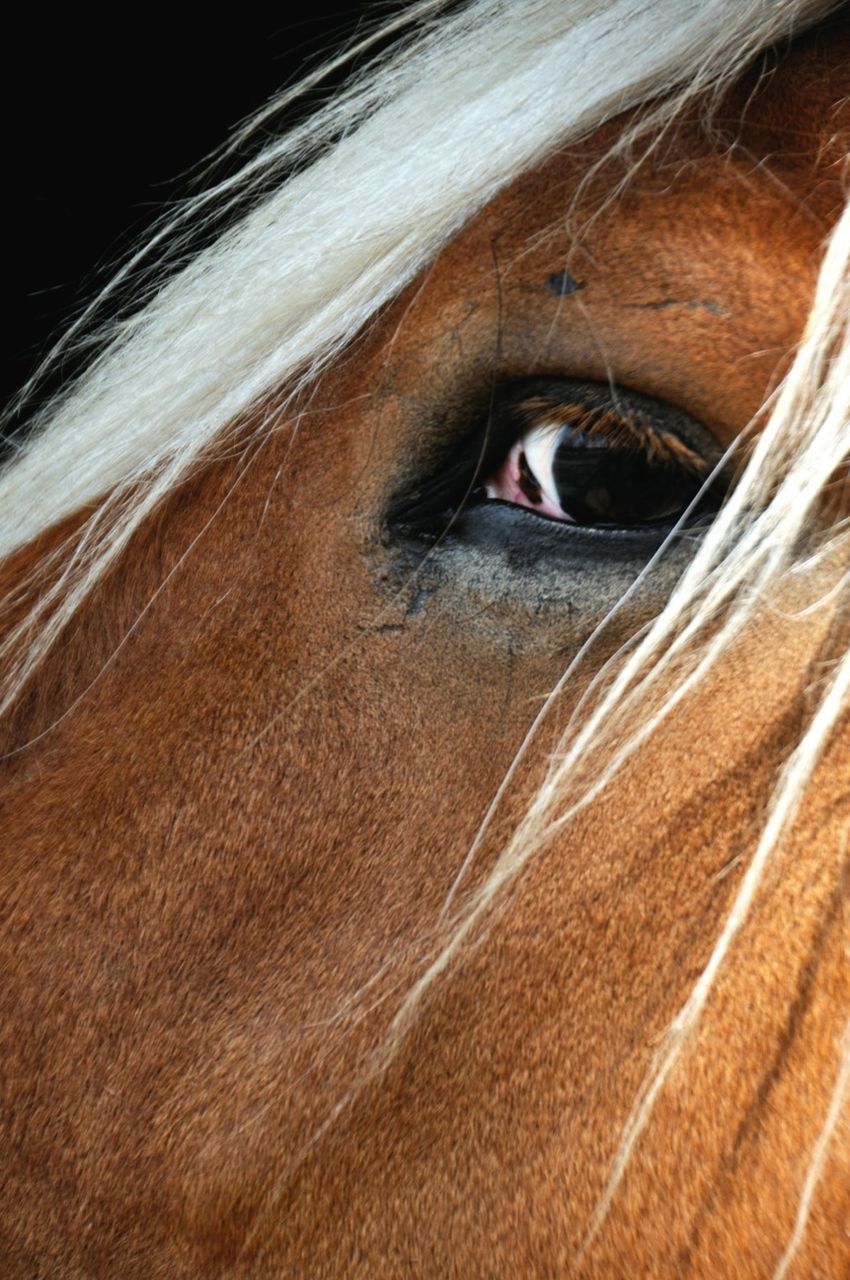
[388,378,729,543]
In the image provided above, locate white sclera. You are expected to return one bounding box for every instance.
[483,425,575,522]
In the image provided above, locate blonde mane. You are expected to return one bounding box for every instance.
[3,1,849,1270]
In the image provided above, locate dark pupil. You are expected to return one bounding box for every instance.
[552,428,705,527]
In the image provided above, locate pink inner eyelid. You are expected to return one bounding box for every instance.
[483,436,572,522]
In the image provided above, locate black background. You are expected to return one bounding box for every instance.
[5,8,374,416]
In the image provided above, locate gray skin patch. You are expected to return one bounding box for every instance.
[406,588,435,617]
[546,270,585,297]
[386,502,701,653]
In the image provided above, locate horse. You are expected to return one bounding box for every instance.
[2,1,850,1274]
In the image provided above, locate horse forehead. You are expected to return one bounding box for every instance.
[436,18,850,281]
[357,30,850,457]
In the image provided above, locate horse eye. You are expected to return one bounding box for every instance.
[483,410,714,529]
[388,379,726,541]
[481,386,727,532]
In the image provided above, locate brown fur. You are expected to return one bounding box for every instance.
[2,19,850,1278]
